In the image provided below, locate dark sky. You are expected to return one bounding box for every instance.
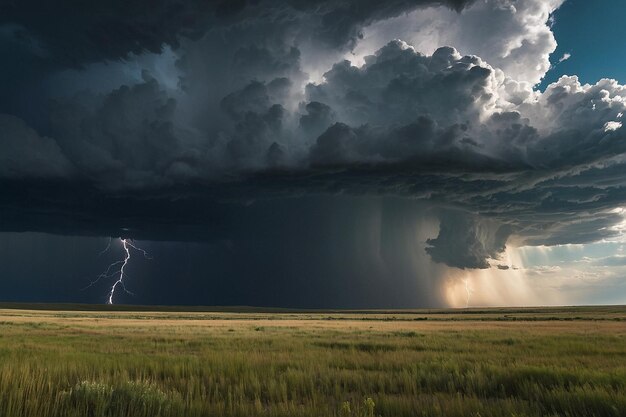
[1,0,625,307]
[0,198,445,307]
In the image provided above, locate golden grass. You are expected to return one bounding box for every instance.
[0,306,624,416]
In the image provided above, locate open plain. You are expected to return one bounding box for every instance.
[0,305,624,417]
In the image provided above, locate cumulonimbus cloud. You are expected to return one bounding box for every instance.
[1,0,626,272]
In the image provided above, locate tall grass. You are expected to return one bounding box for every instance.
[0,308,624,416]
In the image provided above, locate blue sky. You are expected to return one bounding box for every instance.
[541,0,626,89]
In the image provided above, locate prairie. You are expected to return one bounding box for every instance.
[0,305,624,417]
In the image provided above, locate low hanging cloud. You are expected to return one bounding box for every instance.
[2,0,626,273]
[46,71,205,187]
[0,114,73,178]
[425,211,510,269]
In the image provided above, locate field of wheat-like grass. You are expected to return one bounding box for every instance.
[0,305,624,417]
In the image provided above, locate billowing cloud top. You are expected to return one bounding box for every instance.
[2,0,626,272]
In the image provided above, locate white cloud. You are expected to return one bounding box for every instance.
[350,0,565,85]
[558,52,571,63]
[604,121,622,132]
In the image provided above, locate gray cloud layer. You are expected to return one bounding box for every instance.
[2,0,626,272]
[0,0,472,66]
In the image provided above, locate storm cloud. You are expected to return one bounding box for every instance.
[2,0,626,282]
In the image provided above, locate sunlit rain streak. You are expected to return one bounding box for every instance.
[464,278,473,308]
[444,246,558,308]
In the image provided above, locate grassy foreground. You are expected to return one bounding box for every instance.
[0,306,624,417]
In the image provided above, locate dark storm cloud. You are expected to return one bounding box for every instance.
[0,0,474,67]
[306,43,493,127]
[0,114,73,178]
[0,0,216,67]
[2,0,626,274]
[0,0,474,122]
[45,72,205,187]
[288,0,473,49]
[425,211,509,269]
[0,198,447,308]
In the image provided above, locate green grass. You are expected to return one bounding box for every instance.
[0,306,624,416]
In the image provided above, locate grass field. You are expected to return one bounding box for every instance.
[0,305,624,417]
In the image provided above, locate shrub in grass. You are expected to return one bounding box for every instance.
[66,381,113,416]
[363,397,376,417]
[340,401,351,416]
[109,381,171,416]
[65,380,177,417]
[338,398,378,417]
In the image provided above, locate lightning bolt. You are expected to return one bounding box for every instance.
[107,238,151,304]
[84,237,150,304]
[106,239,133,304]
